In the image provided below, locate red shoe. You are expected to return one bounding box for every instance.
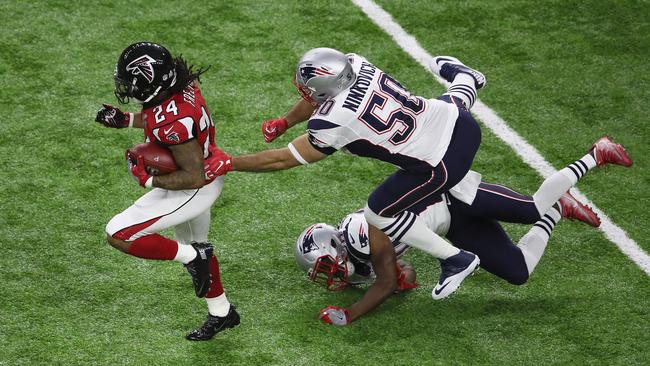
[559,192,601,227]
[590,136,633,167]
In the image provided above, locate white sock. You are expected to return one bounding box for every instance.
[518,205,561,274]
[445,73,477,108]
[364,207,460,259]
[560,154,597,184]
[174,244,197,264]
[206,293,230,317]
[532,154,597,215]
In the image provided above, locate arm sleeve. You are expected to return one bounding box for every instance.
[306,118,343,155]
[307,133,337,155]
[151,117,196,146]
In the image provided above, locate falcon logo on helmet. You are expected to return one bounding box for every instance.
[126,55,157,83]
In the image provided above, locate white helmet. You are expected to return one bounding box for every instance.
[294,47,356,105]
[294,223,355,291]
[338,211,371,262]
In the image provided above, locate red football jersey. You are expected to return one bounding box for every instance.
[142,82,215,158]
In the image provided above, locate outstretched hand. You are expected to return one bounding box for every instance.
[204,145,233,181]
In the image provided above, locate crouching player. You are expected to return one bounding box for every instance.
[294,137,632,326]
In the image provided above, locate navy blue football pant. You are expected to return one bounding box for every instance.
[445,182,541,285]
[368,96,481,217]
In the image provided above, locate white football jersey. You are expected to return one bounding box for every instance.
[307,54,459,170]
[339,201,451,280]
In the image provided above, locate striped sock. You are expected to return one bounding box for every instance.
[381,211,459,259]
[532,154,597,215]
[560,154,597,185]
[518,204,562,274]
[532,204,562,241]
[444,73,477,109]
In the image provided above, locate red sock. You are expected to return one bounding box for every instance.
[127,234,178,260]
[206,255,225,298]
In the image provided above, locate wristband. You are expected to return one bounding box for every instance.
[127,112,134,128]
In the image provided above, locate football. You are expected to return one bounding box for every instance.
[397,259,416,284]
[127,142,178,175]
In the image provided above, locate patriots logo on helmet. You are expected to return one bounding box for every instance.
[357,224,369,248]
[300,237,319,254]
[300,226,320,254]
[300,65,334,83]
[126,54,157,83]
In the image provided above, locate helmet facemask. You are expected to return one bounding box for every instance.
[295,223,355,291]
[293,75,319,107]
[308,250,350,291]
[113,71,134,104]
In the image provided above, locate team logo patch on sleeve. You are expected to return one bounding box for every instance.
[154,122,190,145]
[308,133,330,149]
[126,54,157,82]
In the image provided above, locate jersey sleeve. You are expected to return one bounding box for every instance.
[306,118,347,155]
[152,117,196,146]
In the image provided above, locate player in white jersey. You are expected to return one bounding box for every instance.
[293,132,632,325]
[206,49,490,299]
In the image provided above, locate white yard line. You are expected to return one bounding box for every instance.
[352,0,650,276]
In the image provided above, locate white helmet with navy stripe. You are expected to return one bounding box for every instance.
[339,210,411,263]
[338,210,371,262]
[294,223,355,291]
[294,47,356,105]
[338,210,377,285]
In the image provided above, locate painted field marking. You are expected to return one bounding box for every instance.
[352,0,650,276]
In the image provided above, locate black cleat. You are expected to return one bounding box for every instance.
[186,305,240,341]
[184,242,213,298]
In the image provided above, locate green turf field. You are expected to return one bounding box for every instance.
[1,0,649,364]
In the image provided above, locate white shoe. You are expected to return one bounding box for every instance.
[432,250,480,300]
[429,56,486,89]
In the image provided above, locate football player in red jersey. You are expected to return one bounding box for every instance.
[95,42,238,341]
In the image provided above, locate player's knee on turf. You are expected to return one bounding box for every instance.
[504,265,529,286]
[105,233,131,253]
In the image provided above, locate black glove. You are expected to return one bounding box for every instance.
[95,104,132,128]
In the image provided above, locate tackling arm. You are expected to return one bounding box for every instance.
[284,98,316,128]
[262,99,316,142]
[233,134,327,172]
[347,224,398,321]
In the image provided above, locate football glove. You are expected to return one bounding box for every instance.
[96,104,133,128]
[204,145,233,181]
[319,306,351,326]
[396,263,418,291]
[127,154,153,188]
[262,118,288,143]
